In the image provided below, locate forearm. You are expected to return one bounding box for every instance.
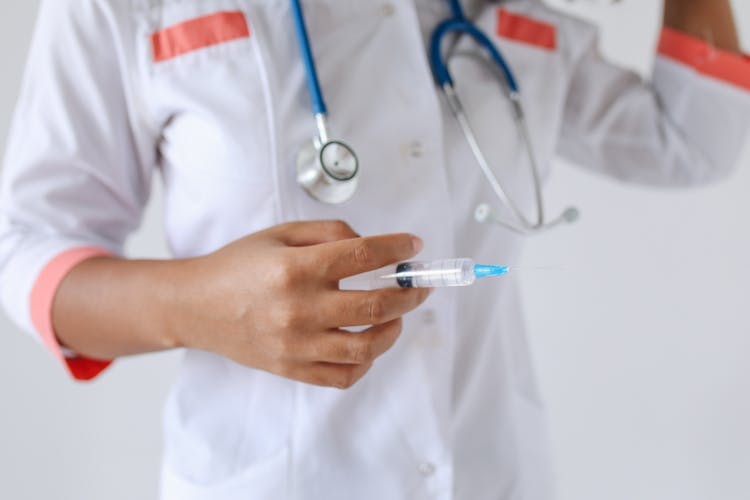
[52,256,193,359]
[48,222,429,389]
[664,0,741,53]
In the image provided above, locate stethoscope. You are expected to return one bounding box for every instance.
[290,0,579,233]
[290,0,360,204]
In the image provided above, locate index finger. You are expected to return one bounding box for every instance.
[318,233,423,280]
[271,220,359,247]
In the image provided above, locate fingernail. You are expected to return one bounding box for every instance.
[411,235,423,253]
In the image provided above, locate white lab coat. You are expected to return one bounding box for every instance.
[1,0,748,499]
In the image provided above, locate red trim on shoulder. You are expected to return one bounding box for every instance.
[151,11,251,63]
[30,247,113,381]
[658,27,750,92]
[496,8,557,51]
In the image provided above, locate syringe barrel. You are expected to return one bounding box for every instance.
[340,258,476,290]
[391,259,476,288]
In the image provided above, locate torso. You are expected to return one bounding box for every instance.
[113,1,591,497]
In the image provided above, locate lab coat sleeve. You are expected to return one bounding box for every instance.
[0,0,155,380]
[556,25,750,185]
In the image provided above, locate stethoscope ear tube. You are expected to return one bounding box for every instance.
[429,2,578,234]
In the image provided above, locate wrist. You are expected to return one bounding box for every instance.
[663,0,741,54]
[150,257,203,351]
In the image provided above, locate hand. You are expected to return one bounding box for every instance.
[174,221,430,389]
[663,0,741,53]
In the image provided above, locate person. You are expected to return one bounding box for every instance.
[1,0,748,498]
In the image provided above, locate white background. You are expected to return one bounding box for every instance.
[0,1,748,499]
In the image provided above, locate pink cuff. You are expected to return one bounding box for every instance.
[658,27,750,92]
[30,247,113,381]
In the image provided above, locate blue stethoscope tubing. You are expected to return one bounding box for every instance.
[289,0,326,116]
[431,0,519,93]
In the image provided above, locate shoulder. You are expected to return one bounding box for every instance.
[37,0,137,27]
[33,0,149,52]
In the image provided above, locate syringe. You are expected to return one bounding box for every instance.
[341,258,509,290]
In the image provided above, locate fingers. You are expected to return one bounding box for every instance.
[290,361,373,390]
[318,233,423,280]
[310,318,403,364]
[282,319,404,388]
[318,288,431,328]
[273,220,359,247]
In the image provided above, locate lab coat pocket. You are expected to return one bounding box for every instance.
[139,1,275,185]
[161,353,294,499]
[160,444,290,500]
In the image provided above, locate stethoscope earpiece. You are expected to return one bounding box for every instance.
[561,207,580,224]
[474,203,493,224]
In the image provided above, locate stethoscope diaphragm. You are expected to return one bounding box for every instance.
[296,138,360,204]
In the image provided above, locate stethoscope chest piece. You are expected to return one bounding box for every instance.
[296,138,360,204]
[290,0,360,205]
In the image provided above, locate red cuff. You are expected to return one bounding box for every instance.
[30,247,113,381]
[658,27,750,92]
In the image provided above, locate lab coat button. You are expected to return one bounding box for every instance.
[381,3,396,17]
[418,462,436,477]
[421,309,436,325]
[403,141,424,159]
